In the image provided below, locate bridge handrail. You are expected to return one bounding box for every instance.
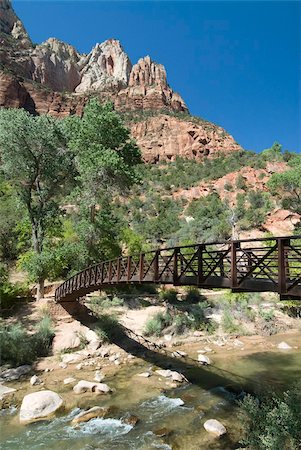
[55,235,301,302]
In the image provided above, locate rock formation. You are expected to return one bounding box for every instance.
[0,0,243,161]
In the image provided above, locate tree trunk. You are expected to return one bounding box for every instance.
[36,278,45,301]
[32,221,45,300]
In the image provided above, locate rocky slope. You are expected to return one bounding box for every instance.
[0,0,242,162]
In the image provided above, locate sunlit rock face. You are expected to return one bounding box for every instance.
[0,0,242,162]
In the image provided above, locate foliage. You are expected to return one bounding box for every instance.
[94,314,120,342]
[159,288,178,303]
[0,108,75,297]
[222,309,244,334]
[239,383,301,450]
[144,311,173,336]
[268,164,301,214]
[0,316,54,366]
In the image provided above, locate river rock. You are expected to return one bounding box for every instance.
[19,390,64,424]
[137,372,151,378]
[52,330,81,353]
[277,341,292,350]
[85,330,101,351]
[203,419,227,436]
[170,371,186,383]
[63,377,76,385]
[155,369,172,378]
[30,375,42,386]
[71,406,110,424]
[0,365,31,382]
[73,380,111,394]
[0,385,16,400]
[198,354,211,365]
[94,370,105,382]
[61,353,85,365]
[122,413,139,426]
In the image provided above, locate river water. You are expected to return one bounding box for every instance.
[1,332,301,450]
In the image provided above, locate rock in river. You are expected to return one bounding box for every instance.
[72,406,110,424]
[203,419,227,436]
[277,341,292,350]
[19,390,64,424]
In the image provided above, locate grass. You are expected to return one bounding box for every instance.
[0,315,55,367]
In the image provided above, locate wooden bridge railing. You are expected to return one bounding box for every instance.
[55,236,301,302]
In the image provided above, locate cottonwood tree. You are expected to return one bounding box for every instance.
[67,99,142,264]
[0,108,75,299]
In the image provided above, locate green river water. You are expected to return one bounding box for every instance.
[1,332,301,450]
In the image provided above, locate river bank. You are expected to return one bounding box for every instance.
[1,290,301,449]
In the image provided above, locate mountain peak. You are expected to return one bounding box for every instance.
[0,0,31,46]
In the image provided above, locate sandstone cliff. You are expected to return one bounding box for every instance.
[0,0,243,161]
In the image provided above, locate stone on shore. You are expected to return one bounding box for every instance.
[277,341,292,350]
[73,380,111,394]
[30,375,42,386]
[63,377,76,385]
[0,385,16,400]
[203,419,227,436]
[19,390,64,424]
[198,354,211,365]
[0,365,31,382]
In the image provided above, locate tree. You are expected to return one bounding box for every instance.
[0,108,75,299]
[268,161,301,214]
[67,99,142,264]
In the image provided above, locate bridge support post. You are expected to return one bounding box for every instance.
[278,237,290,295]
[154,250,160,283]
[230,241,240,289]
[173,248,179,285]
[139,253,144,282]
[197,244,205,286]
[127,256,131,282]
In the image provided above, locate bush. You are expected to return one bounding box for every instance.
[239,383,301,450]
[0,316,54,366]
[184,287,203,303]
[222,309,243,334]
[159,289,178,304]
[144,311,173,336]
[94,314,120,342]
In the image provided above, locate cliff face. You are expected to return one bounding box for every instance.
[0,0,243,161]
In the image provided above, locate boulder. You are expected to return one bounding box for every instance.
[19,390,64,424]
[0,385,16,400]
[71,406,110,424]
[170,371,186,383]
[0,365,31,382]
[73,380,111,394]
[203,419,227,436]
[198,354,211,365]
[61,353,85,365]
[30,375,42,386]
[155,369,172,378]
[278,341,292,350]
[52,330,81,353]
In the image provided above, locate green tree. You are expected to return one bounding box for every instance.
[67,99,142,264]
[268,162,301,214]
[0,108,75,299]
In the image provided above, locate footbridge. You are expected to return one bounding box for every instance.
[55,236,301,302]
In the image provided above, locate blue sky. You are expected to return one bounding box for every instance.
[13,1,300,152]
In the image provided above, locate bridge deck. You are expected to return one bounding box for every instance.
[55,236,301,302]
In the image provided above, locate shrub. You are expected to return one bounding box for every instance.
[239,383,301,450]
[0,315,54,366]
[94,314,120,342]
[159,289,178,304]
[144,311,173,336]
[184,287,203,303]
[222,309,243,334]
